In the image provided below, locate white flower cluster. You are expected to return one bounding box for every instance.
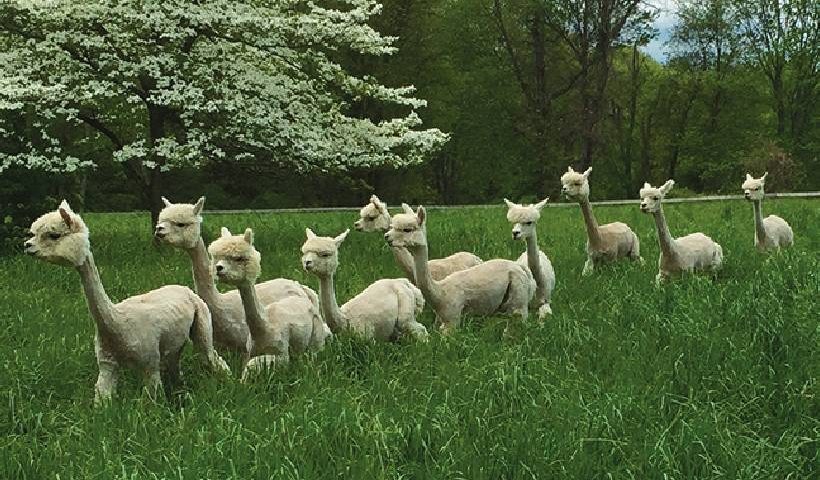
[0,0,448,173]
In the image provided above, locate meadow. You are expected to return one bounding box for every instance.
[0,198,817,479]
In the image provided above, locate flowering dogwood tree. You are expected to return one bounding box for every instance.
[0,0,448,224]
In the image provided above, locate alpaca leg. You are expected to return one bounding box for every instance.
[143,368,163,401]
[93,360,119,406]
[582,257,594,276]
[241,354,288,383]
[161,349,183,389]
[396,291,428,342]
[537,303,552,318]
[189,297,231,376]
[630,234,644,264]
[654,272,667,287]
[437,307,463,335]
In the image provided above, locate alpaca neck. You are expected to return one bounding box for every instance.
[392,247,417,283]
[186,237,221,306]
[578,197,602,246]
[317,272,346,332]
[76,253,117,335]
[752,200,767,242]
[236,281,267,340]
[652,206,679,261]
[525,231,543,281]
[407,243,443,306]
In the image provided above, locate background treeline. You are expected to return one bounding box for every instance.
[1,1,817,231]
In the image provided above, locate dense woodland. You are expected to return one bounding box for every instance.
[1,0,818,244]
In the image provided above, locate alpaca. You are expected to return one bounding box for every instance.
[560,166,641,275]
[301,228,428,342]
[503,198,556,319]
[742,172,794,251]
[639,180,723,284]
[155,196,320,356]
[385,206,534,334]
[24,201,230,403]
[354,195,482,282]
[208,228,330,382]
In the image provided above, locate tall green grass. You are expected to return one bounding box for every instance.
[1,199,817,479]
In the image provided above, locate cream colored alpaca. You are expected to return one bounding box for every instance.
[503,198,556,319]
[560,166,641,275]
[24,201,230,404]
[385,206,533,334]
[354,195,482,282]
[639,181,723,284]
[741,172,794,251]
[155,196,320,356]
[208,228,330,382]
[301,228,428,342]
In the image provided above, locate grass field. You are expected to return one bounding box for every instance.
[1,198,818,479]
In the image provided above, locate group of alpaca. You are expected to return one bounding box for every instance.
[23,169,792,403]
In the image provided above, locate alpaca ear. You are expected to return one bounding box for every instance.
[534,197,549,210]
[58,201,73,228]
[161,196,172,208]
[370,194,381,205]
[567,166,575,173]
[582,167,592,179]
[745,173,753,181]
[220,227,232,238]
[643,182,652,189]
[193,196,205,215]
[334,229,350,246]
[660,179,675,195]
[401,203,414,215]
[243,228,254,245]
[305,228,316,240]
[761,172,768,182]
[503,198,517,209]
[372,195,387,213]
[416,206,426,226]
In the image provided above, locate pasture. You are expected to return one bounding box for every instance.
[1,198,818,479]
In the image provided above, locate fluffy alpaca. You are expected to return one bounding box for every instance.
[208,228,330,382]
[741,172,794,251]
[301,228,428,342]
[24,201,230,403]
[639,180,723,284]
[354,195,482,282]
[503,198,556,319]
[155,196,320,356]
[385,206,534,334]
[560,166,642,275]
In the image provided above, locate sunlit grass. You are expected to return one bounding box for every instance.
[0,199,817,478]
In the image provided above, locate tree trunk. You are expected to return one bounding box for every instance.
[146,105,167,229]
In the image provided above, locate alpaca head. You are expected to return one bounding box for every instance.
[639,180,675,213]
[155,196,205,249]
[385,204,427,248]
[301,228,349,277]
[24,200,91,267]
[354,194,391,232]
[742,172,767,201]
[207,227,261,285]
[560,166,592,201]
[504,198,548,241]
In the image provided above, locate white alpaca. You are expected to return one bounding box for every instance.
[385,206,534,334]
[560,166,642,275]
[24,201,230,403]
[354,195,482,282]
[741,172,794,251]
[503,198,556,319]
[639,180,723,284]
[208,228,330,382]
[301,228,428,342]
[155,196,320,357]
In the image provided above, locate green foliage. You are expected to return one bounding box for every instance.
[1,200,817,478]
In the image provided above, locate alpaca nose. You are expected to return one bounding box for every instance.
[23,240,33,249]
[354,221,362,231]
[154,225,166,237]
[304,260,313,269]
[215,264,224,272]
[512,231,521,240]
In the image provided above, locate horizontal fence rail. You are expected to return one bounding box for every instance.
[204,191,820,214]
[86,191,818,215]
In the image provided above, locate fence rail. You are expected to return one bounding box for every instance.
[203,191,819,214]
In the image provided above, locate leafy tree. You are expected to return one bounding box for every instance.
[0,0,447,226]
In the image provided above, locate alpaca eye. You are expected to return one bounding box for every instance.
[524,222,533,226]
[319,252,331,258]
[403,228,413,233]
[231,256,246,262]
[47,232,61,240]
[174,222,189,228]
